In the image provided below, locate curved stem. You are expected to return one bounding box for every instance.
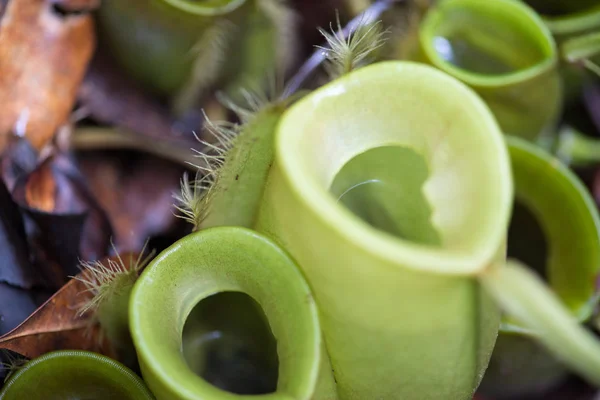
[72,128,200,168]
[480,260,600,386]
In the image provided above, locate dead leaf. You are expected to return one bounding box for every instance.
[584,82,600,135]
[78,50,196,146]
[0,252,141,361]
[0,166,55,348]
[24,158,56,213]
[16,154,88,215]
[10,153,113,288]
[0,136,38,192]
[50,0,100,13]
[79,151,189,252]
[0,177,39,289]
[0,272,114,360]
[0,285,40,337]
[0,0,95,152]
[51,154,113,260]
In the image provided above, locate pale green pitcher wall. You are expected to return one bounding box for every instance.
[255,62,513,399]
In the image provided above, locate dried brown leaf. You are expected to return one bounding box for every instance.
[0,0,95,152]
[0,271,114,359]
[79,152,187,252]
[78,50,195,146]
[24,158,56,213]
[12,153,113,286]
[0,135,38,193]
[0,177,38,289]
[50,0,100,12]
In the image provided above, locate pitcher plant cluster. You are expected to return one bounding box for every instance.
[2,0,600,399]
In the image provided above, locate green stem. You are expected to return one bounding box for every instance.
[561,31,600,63]
[480,260,600,386]
[584,59,600,77]
[555,125,600,167]
[544,6,600,37]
